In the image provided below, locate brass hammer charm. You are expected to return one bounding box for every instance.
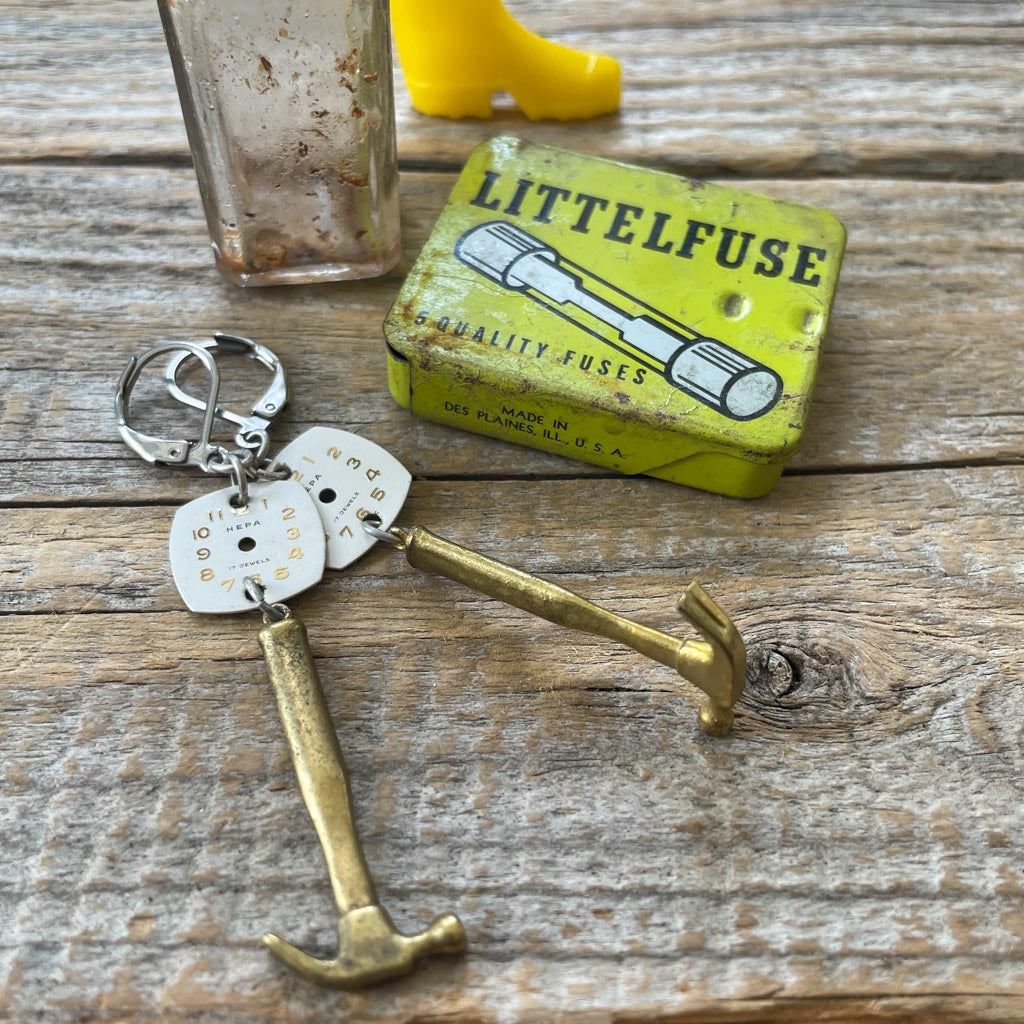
[257,613,467,988]
[377,525,746,735]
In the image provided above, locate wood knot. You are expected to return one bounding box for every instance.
[742,639,877,736]
[762,647,800,698]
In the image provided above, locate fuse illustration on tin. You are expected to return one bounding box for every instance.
[455,220,783,421]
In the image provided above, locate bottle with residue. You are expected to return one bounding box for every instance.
[158,0,399,286]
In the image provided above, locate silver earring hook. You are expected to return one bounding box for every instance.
[164,332,288,457]
[116,341,224,470]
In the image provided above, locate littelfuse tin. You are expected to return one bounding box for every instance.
[384,137,846,497]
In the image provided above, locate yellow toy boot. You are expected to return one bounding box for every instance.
[390,0,621,121]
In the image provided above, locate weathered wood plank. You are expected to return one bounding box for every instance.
[1,469,1022,1020]
[4,1,1024,1018]
[2,0,1022,177]
[1,165,1022,503]
[3,469,1023,616]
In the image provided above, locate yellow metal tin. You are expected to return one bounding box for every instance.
[384,137,846,497]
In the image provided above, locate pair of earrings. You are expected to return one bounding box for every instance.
[115,332,746,989]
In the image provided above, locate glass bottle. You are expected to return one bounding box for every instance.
[158,0,400,286]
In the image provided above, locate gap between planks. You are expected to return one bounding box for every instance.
[4,155,1024,185]
[2,459,1023,512]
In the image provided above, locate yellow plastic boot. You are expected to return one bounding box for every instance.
[390,0,621,121]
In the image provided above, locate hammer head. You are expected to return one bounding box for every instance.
[675,582,747,736]
[263,904,466,989]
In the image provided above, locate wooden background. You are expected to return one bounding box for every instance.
[2,1,1023,1020]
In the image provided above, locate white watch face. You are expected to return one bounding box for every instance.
[275,427,411,570]
[168,479,326,613]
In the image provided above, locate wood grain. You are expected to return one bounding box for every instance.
[3,0,1024,1018]
[2,470,1023,1022]
[2,0,1023,177]
[1,165,1023,504]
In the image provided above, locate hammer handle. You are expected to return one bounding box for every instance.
[401,526,682,668]
[396,526,745,734]
[257,615,377,913]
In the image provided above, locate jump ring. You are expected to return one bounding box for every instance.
[361,512,405,548]
[243,576,291,622]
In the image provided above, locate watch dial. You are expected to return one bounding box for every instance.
[275,427,412,570]
[168,479,326,613]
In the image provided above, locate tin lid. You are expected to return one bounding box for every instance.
[386,136,846,473]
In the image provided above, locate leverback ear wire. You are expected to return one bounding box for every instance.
[162,333,293,498]
[115,341,224,469]
[164,332,290,461]
[117,336,293,509]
